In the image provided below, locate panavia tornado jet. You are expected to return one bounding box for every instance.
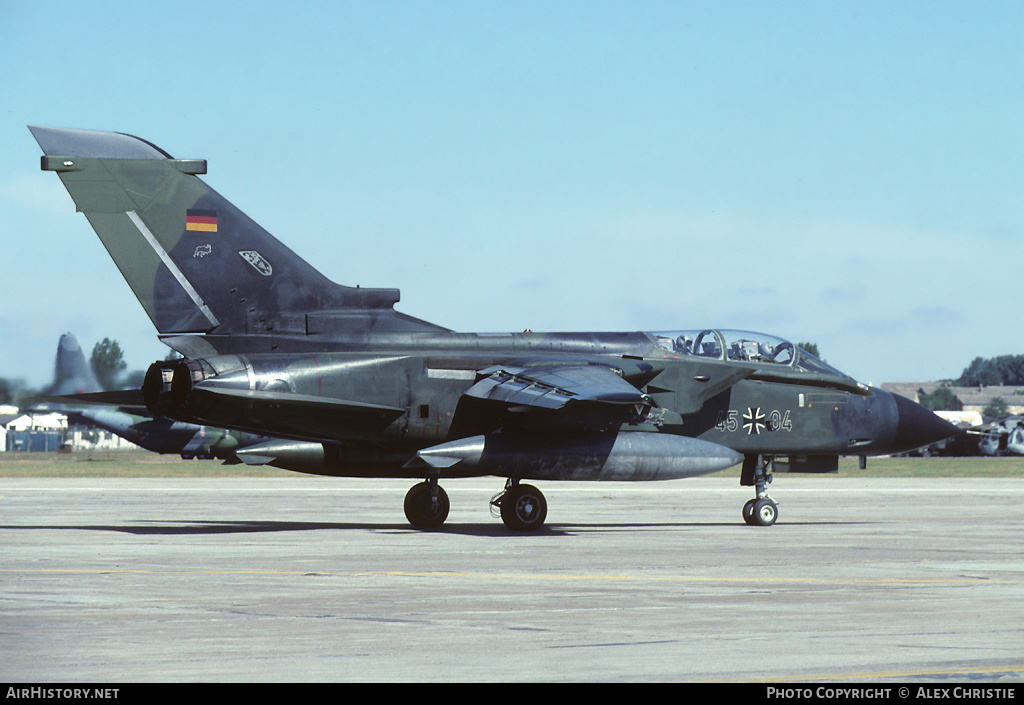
[30,126,960,530]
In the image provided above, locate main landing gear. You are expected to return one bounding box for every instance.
[403,478,449,529]
[490,479,548,531]
[403,477,548,531]
[741,455,778,526]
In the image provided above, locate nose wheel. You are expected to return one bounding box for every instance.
[743,496,778,526]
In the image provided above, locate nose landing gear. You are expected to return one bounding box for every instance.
[741,455,778,526]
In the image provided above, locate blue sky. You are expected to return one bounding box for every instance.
[2,1,1022,389]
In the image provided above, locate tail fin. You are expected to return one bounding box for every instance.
[49,333,102,396]
[30,126,445,352]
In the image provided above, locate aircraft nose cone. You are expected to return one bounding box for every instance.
[890,393,962,454]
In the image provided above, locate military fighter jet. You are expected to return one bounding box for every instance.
[30,126,960,530]
[43,332,270,460]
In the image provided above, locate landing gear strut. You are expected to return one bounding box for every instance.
[404,477,450,529]
[741,455,778,526]
[491,479,548,531]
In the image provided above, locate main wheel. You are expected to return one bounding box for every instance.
[751,497,778,526]
[499,483,547,531]
[404,482,450,529]
[742,498,757,525]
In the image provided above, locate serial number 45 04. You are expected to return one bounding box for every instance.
[715,408,793,435]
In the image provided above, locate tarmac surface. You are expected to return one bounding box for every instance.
[1,475,1022,682]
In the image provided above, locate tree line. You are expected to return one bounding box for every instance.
[956,355,1024,387]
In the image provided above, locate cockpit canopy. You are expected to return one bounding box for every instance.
[650,329,849,378]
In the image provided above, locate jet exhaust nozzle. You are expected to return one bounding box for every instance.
[171,358,218,410]
[143,355,250,422]
[142,360,179,416]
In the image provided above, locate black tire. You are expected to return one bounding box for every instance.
[751,497,778,526]
[404,482,450,529]
[742,499,757,525]
[499,484,547,531]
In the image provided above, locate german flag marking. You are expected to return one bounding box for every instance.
[186,209,217,232]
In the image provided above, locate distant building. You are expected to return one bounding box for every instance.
[2,408,138,452]
[65,427,139,451]
[882,382,1024,417]
[6,411,67,433]
[3,411,66,452]
[0,405,19,451]
[949,386,1024,416]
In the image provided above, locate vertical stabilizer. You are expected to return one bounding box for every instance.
[30,126,445,345]
[49,333,102,395]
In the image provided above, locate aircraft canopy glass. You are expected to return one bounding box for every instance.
[650,329,848,378]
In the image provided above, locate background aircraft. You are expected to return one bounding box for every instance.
[978,416,1024,457]
[31,125,960,530]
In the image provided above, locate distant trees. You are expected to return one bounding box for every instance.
[957,355,1024,387]
[919,384,960,411]
[983,397,1009,421]
[0,377,34,407]
[90,338,128,391]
